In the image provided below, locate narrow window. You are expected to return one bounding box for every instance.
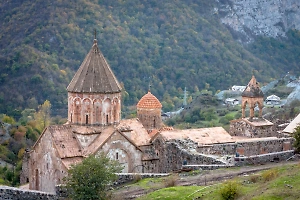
[86,115,88,124]
[35,169,39,190]
[70,113,73,122]
[153,118,156,128]
[116,152,119,160]
[106,114,109,124]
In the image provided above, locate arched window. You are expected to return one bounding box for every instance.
[86,115,88,124]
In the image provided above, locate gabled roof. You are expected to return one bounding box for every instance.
[67,39,121,93]
[283,113,300,133]
[49,125,83,158]
[117,118,151,146]
[266,94,280,101]
[83,128,143,156]
[242,75,264,98]
[137,91,162,109]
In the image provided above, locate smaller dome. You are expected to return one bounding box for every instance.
[137,91,162,109]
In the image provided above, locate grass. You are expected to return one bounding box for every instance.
[133,163,300,200]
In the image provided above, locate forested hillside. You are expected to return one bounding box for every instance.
[1,0,300,118]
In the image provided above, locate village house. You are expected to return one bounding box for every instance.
[265,94,281,105]
[22,37,295,193]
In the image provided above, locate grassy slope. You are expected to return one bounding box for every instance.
[136,163,300,200]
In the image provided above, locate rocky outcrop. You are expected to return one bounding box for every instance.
[216,0,300,42]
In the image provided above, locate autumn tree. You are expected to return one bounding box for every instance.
[34,100,51,133]
[64,154,122,200]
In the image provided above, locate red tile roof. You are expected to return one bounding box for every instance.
[137,91,162,109]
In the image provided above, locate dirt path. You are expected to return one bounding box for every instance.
[113,161,299,199]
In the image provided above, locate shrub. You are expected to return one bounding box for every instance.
[164,174,179,188]
[261,169,278,182]
[219,180,239,200]
[249,174,260,183]
[132,173,142,183]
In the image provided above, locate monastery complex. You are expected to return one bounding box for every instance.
[21,37,295,193]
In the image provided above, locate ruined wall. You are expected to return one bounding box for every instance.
[235,150,294,165]
[152,138,225,173]
[197,143,236,156]
[100,131,143,173]
[230,119,276,138]
[20,149,30,185]
[198,137,293,157]
[29,130,67,193]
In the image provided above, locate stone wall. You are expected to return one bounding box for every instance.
[198,138,293,157]
[0,186,58,200]
[235,150,295,165]
[115,173,169,185]
[230,119,276,138]
[152,138,225,173]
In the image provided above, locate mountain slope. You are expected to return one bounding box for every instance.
[0,0,299,117]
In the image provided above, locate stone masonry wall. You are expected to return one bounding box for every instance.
[0,186,58,200]
[230,119,276,138]
[235,150,295,165]
[198,138,294,157]
[153,138,225,173]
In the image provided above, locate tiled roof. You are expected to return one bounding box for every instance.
[48,125,83,159]
[137,91,162,109]
[117,118,151,146]
[242,75,264,98]
[67,39,122,93]
[157,127,235,145]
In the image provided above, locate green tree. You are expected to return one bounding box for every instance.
[292,125,300,153]
[64,154,123,200]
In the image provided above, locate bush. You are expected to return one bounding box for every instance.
[132,173,142,183]
[219,180,239,200]
[261,169,278,182]
[164,174,179,188]
[249,174,260,183]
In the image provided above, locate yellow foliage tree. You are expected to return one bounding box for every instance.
[34,100,51,133]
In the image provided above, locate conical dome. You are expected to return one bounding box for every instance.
[242,75,264,98]
[67,39,121,93]
[137,91,162,109]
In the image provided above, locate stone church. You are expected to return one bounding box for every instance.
[24,37,294,193]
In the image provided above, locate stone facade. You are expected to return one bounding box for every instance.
[29,127,68,192]
[137,108,162,131]
[152,137,225,173]
[198,137,293,157]
[230,118,275,138]
[68,92,121,126]
[99,131,144,173]
[137,91,162,131]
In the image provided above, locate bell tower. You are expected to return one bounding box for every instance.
[241,75,264,119]
[67,36,122,126]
